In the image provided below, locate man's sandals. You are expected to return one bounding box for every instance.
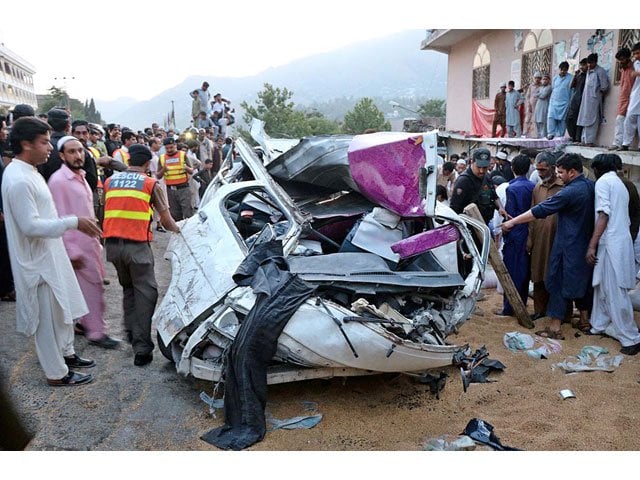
[535,327,565,340]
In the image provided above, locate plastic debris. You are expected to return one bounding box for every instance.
[559,389,576,400]
[267,414,323,431]
[553,346,623,373]
[200,391,225,417]
[265,401,323,431]
[424,434,477,451]
[503,331,562,359]
[462,418,521,451]
[454,345,505,392]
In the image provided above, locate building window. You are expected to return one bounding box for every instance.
[472,43,491,100]
[615,29,640,84]
[521,30,553,91]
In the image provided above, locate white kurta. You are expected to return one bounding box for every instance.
[590,171,640,346]
[1,159,88,336]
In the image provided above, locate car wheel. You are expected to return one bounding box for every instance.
[157,331,174,362]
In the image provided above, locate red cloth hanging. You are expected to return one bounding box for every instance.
[471,100,502,138]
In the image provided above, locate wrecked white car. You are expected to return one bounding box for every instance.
[154,129,489,385]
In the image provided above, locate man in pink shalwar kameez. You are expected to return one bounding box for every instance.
[48,136,119,349]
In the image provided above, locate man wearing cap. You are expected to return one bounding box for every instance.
[450,148,502,224]
[501,153,595,340]
[103,144,180,366]
[48,136,119,349]
[454,158,467,175]
[157,137,194,221]
[1,117,102,386]
[505,80,523,137]
[527,152,564,321]
[9,104,35,124]
[547,62,573,140]
[493,150,514,182]
[524,72,543,137]
[491,83,507,138]
[534,74,552,138]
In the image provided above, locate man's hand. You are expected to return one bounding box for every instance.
[77,217,102,238]
[586,246,598,266]
[498,208,511,220]
[500,219,514,233]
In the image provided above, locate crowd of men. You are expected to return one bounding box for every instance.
[440,144,640,356]
[491,43,640,149]
[0,85,233,387]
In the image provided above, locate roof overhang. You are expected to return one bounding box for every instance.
[420,30,486,54]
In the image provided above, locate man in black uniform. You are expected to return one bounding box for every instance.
[450,147,502,224]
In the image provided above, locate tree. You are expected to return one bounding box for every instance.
[239,83,341,141]
[418,99,446,118]
[342,98,391,134]
[37,86,86,121]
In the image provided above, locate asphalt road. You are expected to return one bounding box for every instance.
[0,232,218,450]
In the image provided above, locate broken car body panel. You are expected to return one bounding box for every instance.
[154,129,489,383]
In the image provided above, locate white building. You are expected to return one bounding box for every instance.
[0,42,37,112]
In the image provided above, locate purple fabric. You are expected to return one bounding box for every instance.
[391,224,460,259]
[348,133,426,217]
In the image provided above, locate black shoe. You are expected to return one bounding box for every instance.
[47,371,93,387]
[134,353,153,366]
[64,354,96,369]
[620,343,640,356]
[74,323,85,336]
[88,335,121,350]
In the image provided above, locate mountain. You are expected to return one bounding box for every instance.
[98,29,447,130]
[95,97,139,123]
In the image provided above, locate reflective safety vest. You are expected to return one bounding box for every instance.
[88,146,104,187]
[159,151,188,186]
[103,171,156,242]
[113,148,130,166]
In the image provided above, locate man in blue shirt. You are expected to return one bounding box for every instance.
[495,154,535,316]
[547,61,573,139]
[501,153,594,339]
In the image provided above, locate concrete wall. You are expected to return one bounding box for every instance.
[445,29,623,147]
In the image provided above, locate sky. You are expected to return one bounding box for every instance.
[0,0,431,102]
[1,1,625,104]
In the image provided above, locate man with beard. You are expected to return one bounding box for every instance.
[527,152,564,321]
[48,136,119,349]
[501,153,594,340]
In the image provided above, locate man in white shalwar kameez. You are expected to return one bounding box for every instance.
[586,154,640,355]
[0,118,102,386]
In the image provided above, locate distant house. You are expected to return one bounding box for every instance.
[420,29,640,169]
[0,42,37,113]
